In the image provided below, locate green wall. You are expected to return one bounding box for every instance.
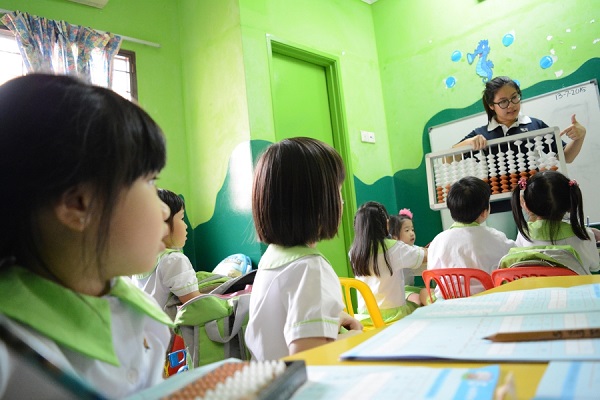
[372,0,599,245]
[2,0,598,270]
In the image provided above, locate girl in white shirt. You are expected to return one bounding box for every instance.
[349,202,427,325]
[0,74,173,398]
[512,170,599,274]
[245,137,362,361]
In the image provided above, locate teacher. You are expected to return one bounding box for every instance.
[453,76,587,236]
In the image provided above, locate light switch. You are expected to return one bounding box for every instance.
[360,130,376,143]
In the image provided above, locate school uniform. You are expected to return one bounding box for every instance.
[515,220,600,274]
[0,266,173,399]
[245,245,343,361]
[427,222,516,298]
[353,239,425,324]
[132,249,199,309]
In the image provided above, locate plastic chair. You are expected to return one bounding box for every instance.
[339,277,385,329]
[423,268,494,302]
[491,266,578,287]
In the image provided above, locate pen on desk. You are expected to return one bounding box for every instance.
[484,328,600,343]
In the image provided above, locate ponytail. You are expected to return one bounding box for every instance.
[511,177,531,241]
[568,180,591,240]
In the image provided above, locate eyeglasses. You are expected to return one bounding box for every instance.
[492,94,521,109]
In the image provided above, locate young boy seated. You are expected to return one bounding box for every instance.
[427,176,516,300]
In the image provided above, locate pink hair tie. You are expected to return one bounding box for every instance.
[569,179,578,187]
[399,208,413,219]
[518,177,527,190]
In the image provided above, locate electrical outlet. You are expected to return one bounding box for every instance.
[360,130,376,143]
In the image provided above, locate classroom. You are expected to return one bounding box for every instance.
[1,0,597,277]
[0,0,599,398]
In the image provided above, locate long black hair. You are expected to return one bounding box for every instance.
[349,201,392,277]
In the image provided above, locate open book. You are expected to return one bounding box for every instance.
[341,283,600,362]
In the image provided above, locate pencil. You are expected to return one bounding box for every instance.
[484,328,600,342]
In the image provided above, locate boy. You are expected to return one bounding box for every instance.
[427,176,515,299]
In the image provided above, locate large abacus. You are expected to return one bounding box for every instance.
[425,126,567,210]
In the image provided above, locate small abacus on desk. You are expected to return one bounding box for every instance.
[425,126,568,210]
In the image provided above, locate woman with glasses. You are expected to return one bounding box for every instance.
[454,76,586,164]
[452,76,587,238]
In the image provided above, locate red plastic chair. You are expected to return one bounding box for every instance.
[423,268,494,302]
[491,266,578,287]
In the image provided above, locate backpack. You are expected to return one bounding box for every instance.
[212,253,253,278]
[174,270,257,368]
[498,245,588,275]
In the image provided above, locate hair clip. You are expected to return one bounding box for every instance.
[399,208,413,219]
[518,177,527,190]
[569,179,578,187]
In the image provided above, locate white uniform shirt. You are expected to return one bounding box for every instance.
[427,223,515,298]
[0,268,172,399]
[132,250,199,309]
[245,245,343,361]
[515,221,599,274]
[354,239,425,312]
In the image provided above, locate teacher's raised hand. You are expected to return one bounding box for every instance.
[561,114,586,163]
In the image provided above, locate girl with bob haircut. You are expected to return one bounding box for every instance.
[246,137,362,360]
[0,74,173,398]
[511,170,599,274]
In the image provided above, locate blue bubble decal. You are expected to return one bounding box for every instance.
[502,33,515,47]
[451,50,462,62]
[445,76,456,88]
[539,56,553,69]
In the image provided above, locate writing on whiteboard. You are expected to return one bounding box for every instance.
[555,86,586,100]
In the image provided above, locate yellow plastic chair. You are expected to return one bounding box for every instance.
[339,277,385,329]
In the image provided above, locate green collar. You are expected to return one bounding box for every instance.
[259,245,327,270]
[134,248,181,280]
[527,220,575,241]
[0,266,173,366]
[450,222,480,228]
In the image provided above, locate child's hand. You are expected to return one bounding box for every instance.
[339,311,363,331]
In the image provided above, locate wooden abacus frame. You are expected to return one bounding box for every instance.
[425,126,567,210]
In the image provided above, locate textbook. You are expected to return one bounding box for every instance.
[341,284,600,362]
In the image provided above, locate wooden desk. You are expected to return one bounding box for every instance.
[284,275,600,399]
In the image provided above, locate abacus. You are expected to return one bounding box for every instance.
[162,360,307,400]
[425,126,567,210]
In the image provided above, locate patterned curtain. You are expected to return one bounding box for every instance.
[0,11,122,87]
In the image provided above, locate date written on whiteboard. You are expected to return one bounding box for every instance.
[555,86,586,100]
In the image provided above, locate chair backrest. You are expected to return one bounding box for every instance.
[491,266,578,287]
[423,268,494,301]
[338,277,385,328]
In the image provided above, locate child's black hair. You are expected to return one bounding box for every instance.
[349,201,392,277]
[0,74,166,268]
[446,177,491,224]
[158,189,185,232]
[511,170,590,243]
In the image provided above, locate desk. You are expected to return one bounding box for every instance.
[284,275,600,399]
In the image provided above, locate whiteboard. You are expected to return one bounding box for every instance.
[429,80,600,225]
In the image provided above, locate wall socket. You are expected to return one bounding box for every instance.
[360,130,376,143]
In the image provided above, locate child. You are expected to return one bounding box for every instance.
[132,189,201,311]
[388,208,428,300]
[511,171,599,274]
[349,202,427,324]
[389,208,416,245]
[427,176,515,299]
[245,137,362,361]
[0,74,173,398]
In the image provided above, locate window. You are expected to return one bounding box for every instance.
[0,28,137,101]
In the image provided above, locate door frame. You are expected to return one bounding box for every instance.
[266,35,356,276]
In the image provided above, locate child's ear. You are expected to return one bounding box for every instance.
[477,206,490,223]
[54,183,95,232]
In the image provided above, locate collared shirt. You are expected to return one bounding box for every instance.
[0,266,172,398]
[245,245,343,361]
